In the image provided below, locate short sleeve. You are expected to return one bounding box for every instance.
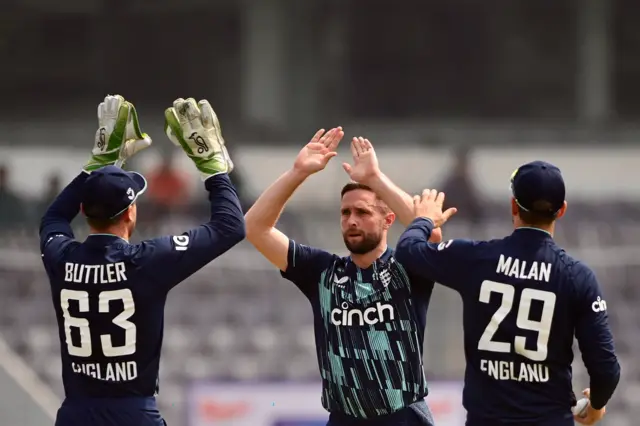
[280,239,336,300]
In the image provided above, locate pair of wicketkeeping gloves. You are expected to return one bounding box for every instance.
[84,95,233,180]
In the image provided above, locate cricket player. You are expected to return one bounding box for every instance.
[372,158,620,425]
[245,129,441,426]
[39,95,245,426]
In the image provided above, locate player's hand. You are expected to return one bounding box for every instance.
[429,227,443,243]
[413,189,457,228]
[165,98,233,180]
[342,137,381,184]
[292,127,344,176]
[574,388,606,425]
[84,95,152,172]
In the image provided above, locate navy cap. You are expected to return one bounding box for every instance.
[81,165,147,220]
[510,161,565,217]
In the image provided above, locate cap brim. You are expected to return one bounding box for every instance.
[128,171,148,200]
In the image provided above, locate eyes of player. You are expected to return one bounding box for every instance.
[341,208,372,217]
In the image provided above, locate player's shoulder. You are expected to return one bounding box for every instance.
[543,243,593,276]
[289,239,341,266]
[434,237,496,257]
[42,233,80,261]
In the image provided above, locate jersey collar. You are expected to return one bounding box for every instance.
[85,234,129,245]
[512,227,553,239]
[347,246,392,267]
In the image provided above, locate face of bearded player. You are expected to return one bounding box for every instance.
[340,188,393,255]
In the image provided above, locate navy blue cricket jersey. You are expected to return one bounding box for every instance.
[396,219,620,425]
[39,172,244,401]
[281,241,435,422]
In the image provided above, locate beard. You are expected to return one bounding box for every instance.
[342,229,383,254]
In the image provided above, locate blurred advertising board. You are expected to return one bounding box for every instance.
[186,381,465,426]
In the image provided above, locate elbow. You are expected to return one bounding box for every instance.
[244,212,266,243]
[212,211,246,249]
[588,355,621,390]
[228,214,246,245]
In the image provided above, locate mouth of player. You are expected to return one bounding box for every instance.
[346,231,363,239]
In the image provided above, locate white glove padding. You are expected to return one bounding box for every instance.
[84,94,152,172]
[164,97,233,180]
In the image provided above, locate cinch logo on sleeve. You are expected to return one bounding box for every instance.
[330,302,395,326]
[592,296,607,313]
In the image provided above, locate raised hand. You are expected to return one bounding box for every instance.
[413,189,458,228]
[293,127,344,176]
[85,95,152,172]
[165,97,233,180]
[342,137,380,184]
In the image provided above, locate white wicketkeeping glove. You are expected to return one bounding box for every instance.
[84,95,152,172]
[164,97,233,180]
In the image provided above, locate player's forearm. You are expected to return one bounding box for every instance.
[203,174,246,247]
[395,218,436,278]
[365,173,415,226]
[39,172,88,238]
[589,361,621,409]
[245,168,308,234]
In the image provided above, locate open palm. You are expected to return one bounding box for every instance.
[342,137,380,184]
[293,127,344,175]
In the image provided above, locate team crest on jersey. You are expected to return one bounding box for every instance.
[380,269,392,287]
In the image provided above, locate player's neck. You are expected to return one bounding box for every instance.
[89,226,130,242]
[514,222,555,237]
[350,244,388,269]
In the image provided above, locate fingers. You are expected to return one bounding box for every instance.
[413,195,421,206]
[319,128,336,147]
[183,98,200,121]
[582,388,591,398]
[106,95,124,116]
[198,100,216,129]
[110,101,130,150]
[164,107,185,148]
[323,152,338,162]
[357,137,368,153]
[172,97,197,124]
[173,98,185,111]
[421,189,446,204]
[97,102,105,122]
[342,163,352,175]
[319,127,343,151]
[326,127,344,152]
[442,207,458,222]
[310,129,325,144]
[350,138,359,158]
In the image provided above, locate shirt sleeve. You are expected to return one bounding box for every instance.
[39,172,87,267]
[573,262,621,409]
[133,174,245,292]
[280,239,335,301]
[395,218,480,292]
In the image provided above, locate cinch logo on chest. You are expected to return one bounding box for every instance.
[330,301,395,326]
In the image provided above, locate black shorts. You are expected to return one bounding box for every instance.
[55,396,166,426]
[327,400,435,426]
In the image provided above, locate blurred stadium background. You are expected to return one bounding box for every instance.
[0,0,637,425]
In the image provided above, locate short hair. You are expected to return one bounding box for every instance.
[340,182,390,213]
[517,200,557,227]
[85,210,126,231]
[341,182,375,198]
